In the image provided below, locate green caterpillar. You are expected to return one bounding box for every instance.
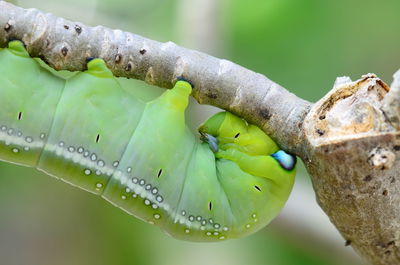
[0,41,296,242]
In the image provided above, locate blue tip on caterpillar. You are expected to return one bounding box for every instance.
[271,150,296,171]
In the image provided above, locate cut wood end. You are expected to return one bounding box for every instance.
[304,74,395,146]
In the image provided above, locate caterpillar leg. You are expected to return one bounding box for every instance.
[199,112,279,155]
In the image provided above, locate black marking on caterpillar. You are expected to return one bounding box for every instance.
[254,185,262,192]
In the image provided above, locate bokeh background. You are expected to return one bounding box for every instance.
[1,0,399,264]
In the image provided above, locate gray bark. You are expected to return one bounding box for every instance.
[0,1,399,264]
[303,74,400,265]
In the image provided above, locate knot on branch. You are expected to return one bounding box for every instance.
[367,147,396,170]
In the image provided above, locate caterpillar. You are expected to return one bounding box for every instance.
[0,40,296,242]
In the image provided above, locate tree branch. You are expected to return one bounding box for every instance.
[1,2,400,265]
[0,0,310,155]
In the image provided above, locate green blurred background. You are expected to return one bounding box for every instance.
[1,0,399,264]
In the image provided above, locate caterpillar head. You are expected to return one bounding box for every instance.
[198,111,279,156]
[199,111,296,172]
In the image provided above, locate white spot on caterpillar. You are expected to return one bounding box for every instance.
[24,146,29,151]
[152,204,158,209]
[83,150,90,157]
[7,128,13,135]
[145,184,151,190]
[219,236,225,240]
[98,160,105,167]
[0,125,6,131]
[156,195,163,203]
[25,136,33,143]
[77,147,84,153]
[196,216,202,221]
[125,188,131,193]
[139,179,145,186]
[148,221,154,225]
[214,223,220,229]
[213,232,219,236]
[144,199,151,205]
[12,148,19,153]
[188,215,194,222]
[154,214,161,220]
[132,194,138,198]
[184,229,190,234]
[201,220,207,226]
[84,169,91,175]
[206,232,212,236]
[58,141,65,147]
[223,227,229,231]
[252,213,257,218]
[95,170,101,176]
[90,153,97,161]
[121,195,127,200]
[132,177,138,184]
[209,218,214,224]
[200,226,205,231]
[152,188,158,194]
[96,183,103,188]
[127,167,132,173]
[68,146,75,152]
[17,131,22,137]
[112,161,119,167]
[40,133,46,139]
[245,224,251,229]
[181,210,186,216]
